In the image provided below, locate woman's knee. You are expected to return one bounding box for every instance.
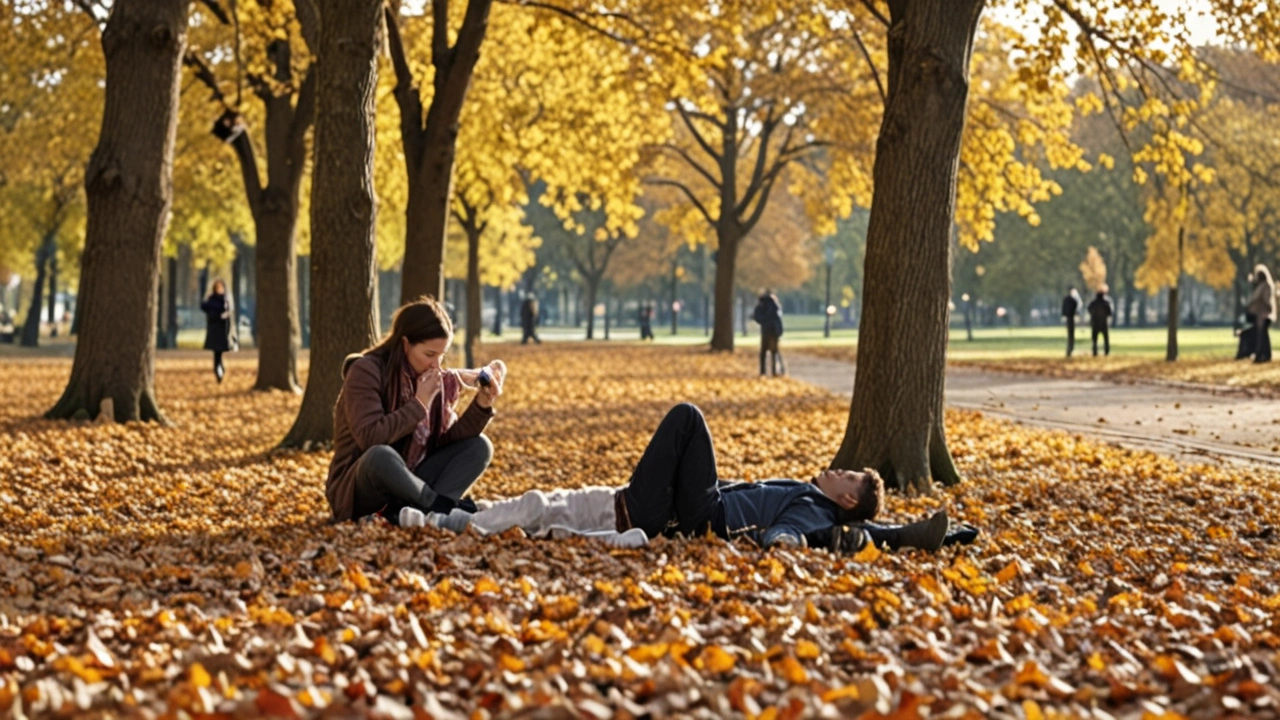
[667,402,703,424]
[468,434,494,464]
[358,445,403,472]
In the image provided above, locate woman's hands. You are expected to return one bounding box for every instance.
[475,359,506,409]
[414,368,442,407]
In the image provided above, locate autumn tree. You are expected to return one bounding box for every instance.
[1079,246,1107,292]
[0,3,101,347]
[46,0,191,422]
[827,0,1267,491]
[280,0,383,447]
[185,0,319,392]
[385,0,493,306]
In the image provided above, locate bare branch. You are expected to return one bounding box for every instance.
[856,0,889,27]
[512,1,638,46]
[196,0,231,24]
[677,102,724,163]
[658,143,722,190]
[645,178,716,226]
[850,28,886,105]
[182,52,231,108]
[384,4,426,164]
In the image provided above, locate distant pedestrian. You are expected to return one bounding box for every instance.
[1246,264,1275,363]
[1061,286,1082,357]
[520,293,541,345]
[200,278,237,383]
[638,303,654,341]
[752,290,785,377]
[1087,286,1113,357]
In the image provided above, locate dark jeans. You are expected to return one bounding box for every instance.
[350,435,493,522]
[1256,318,1272,363]
[521,323,540,344]
[1091,326,1109,356]
[622,403,723,539]
[1065,318,1076,356]
[760,333,784,376]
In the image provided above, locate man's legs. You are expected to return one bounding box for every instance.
[1066,318,1075,356]
[1091,328,1099,356]
[1103,327,1110,356]
[622,403,721,538]
[1256,318,1272,363]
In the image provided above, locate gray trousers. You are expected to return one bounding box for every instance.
[349,435,493,521]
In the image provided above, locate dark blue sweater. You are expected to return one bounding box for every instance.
[718,479,841,547]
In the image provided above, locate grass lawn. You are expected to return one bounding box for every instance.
[2,344,1280,717]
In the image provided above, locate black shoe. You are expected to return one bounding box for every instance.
[215,365,225,383]
[456,496,479,513]
[862,510,949,552]
[943,522,980,547]
[831,524,869,554]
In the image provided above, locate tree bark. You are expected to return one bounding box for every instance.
[584,275,599,340]
[20,236,54,348]
[709,226,741,350]
[831,0,985,493]
[281,0,382,448]
[47,250,58,337]
[47,0,189,423]
[464,222,482,368]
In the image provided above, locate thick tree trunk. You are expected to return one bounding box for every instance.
[166,255,178,347]
[281,0,382,448]
[47,0,189,423]
[1166,285,1179,362]
[464,224,482,368]
[298,254,311,349]
[709,227,741,350]
[20,237,54,347]
[401,139,453,304]
[254,207,301,391]
[831,0,985,493]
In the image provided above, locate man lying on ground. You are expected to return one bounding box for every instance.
[403,403,978,553]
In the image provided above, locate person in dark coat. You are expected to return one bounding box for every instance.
[1087,286,1114,356]
[638,303,654,341]
[752,290,785,376]
[1061,286,1082,357]
[1245,264,1275,363]
[200,279,236,383]
[519,294,541,345]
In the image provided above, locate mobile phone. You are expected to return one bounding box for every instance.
[477,368,492,388]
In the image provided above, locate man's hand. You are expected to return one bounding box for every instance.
[475,359,506,409]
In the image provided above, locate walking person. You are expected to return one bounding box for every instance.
[200,279,237,383]
[638,303,654,341]
[1061,286,1082,357]
[520,293,541,345]
[1247,264,1275,363]
[326,296,506,525]
[752,290,785,376]
[1087,285,1113,357]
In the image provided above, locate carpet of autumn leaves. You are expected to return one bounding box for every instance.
[3,345,1280,719]
[794,345,1280,399]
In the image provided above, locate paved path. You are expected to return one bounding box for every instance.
[787,353,1280,470]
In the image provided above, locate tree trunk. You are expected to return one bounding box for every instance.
[710,227,741,350]
[831,0,985,493]
[47,250,58,337]
[20,236,54,348]
[491,286,502,336]
[1166,285,1179,361]
[464,223,482,368]
[281,0,382,448]
[46,0,189,423]
[166,255,178,347]
[298,254,311,349]
[254,207,301,391]
[584,275,599,340]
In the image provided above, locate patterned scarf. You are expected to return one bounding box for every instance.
[397,353,460,470]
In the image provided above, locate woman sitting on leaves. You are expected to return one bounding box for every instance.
[408,403,979,554]
[326,296,506,526]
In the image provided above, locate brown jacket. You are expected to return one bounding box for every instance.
[326,353,494,522]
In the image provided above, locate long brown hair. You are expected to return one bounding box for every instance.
[364,296,453,408]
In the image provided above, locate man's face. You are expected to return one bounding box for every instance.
[813,469,871,510]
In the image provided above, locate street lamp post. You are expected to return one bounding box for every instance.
[823,244,835,338]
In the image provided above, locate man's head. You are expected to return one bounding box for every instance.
[813,468,884,521]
